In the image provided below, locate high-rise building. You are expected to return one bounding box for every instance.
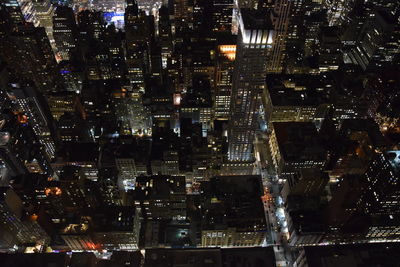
[347,9,400,70]
[0,187,50,250]
[0,110,54,180]
[325,0,355,26]
[212,0,234,33]
[192,0,213,33]
[11,84,57,160]
[267,0,291,73]
[227,8,273,162]
[158,6,173,70]
[0,24,59,95]
[262,74,331,126]
[169,0,193,33]
[77,9,104,44]
[364,151,400,216]
[215,35,236,120]
[32,0,55,50]
[125,0,150,91]
[318,27,342,72]
[1,0,24,32]
[53,6,78,61]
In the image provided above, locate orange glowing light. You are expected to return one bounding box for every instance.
[219,45,236,61]
[30,214,38,221]
[17,114,28,124]
[261,188,273,203]
[44,187,62,196]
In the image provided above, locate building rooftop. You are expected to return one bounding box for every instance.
[221,247,276,267]
[144,248,222,267]
[130,175,186,201]
[91,206,137,232]
[240,9,272,30]
[301,243,400,267]
[239,9,273,45]
[265,74,332,107]
[339,119,387,149]
[200,175,266,231]
[273,122,327,162]
[143,247,277,267]
[0,253,69,267]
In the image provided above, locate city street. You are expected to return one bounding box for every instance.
[255,132,295,266]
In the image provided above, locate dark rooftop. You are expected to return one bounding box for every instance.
[200,175,266,230]
[240,9,272,30]
[273,122,327,162]
[265,74,332,107]
[221,247,276,267]
[301,242,400,267]
[144,248,222,267]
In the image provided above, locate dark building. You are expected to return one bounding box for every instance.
[347,9,400,70]
[53,6,78,61]
[0,24,59,94]
[295,243,400,267]
[269,122,327,177]
[144,247,276,267]
[198,175,267,247]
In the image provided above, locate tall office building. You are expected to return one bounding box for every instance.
[0,187,50,249]
[318,26,342,72]
[347,9,400,71]
[215,37,236,120]
[53,6,78,61]
[325,0,355,26]
[12,0,39,26]
[0,24,58,95]
[0,110,54,179]
[169,0,193,32]
[32,0,55,50]
[11,84,57,160]
[158,6,173,69]
[227,8,273,162]
[125,0,149,91]
[212,0,234,32]
[364,151,400,216]
[1,0,24,33]
[267,0,291,73]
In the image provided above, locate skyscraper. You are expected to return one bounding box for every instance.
[11,84,57,160]
[227,8,273,162]
[125,0,149,91]
[347,9,400,71]
[53,6,78,61]
[32,0,56,51]
[267,0,291,73]
[0,24,59,95]
[1,0,24,33]
[325,0,355,26]
[215,36,236,120]
[212,0,234,32]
